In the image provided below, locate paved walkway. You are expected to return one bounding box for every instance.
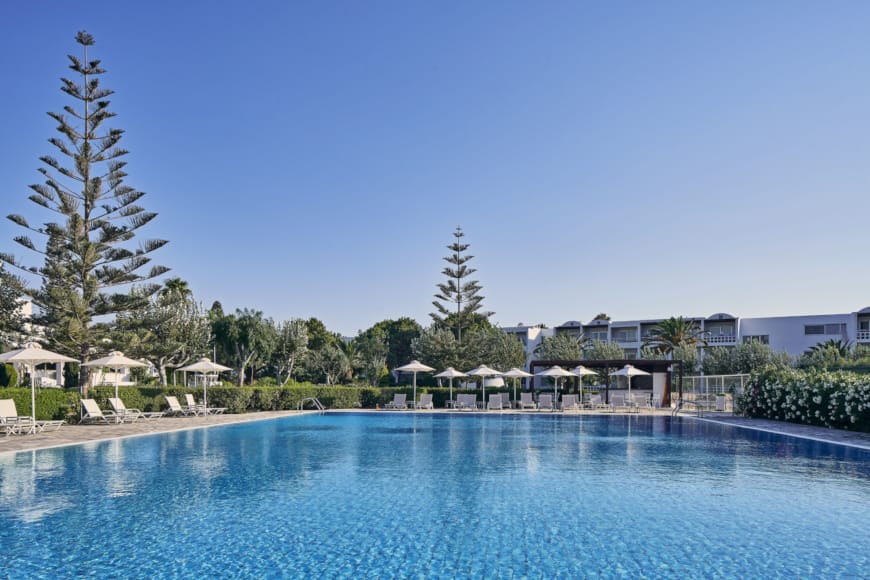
[0,411,308,455]
[3,408,869,455]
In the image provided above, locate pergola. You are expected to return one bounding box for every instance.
[529,359,684,406]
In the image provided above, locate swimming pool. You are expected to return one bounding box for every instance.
[1,413,867,577]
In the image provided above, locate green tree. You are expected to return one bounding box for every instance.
[1,32,168,391]
[271,318,308,385]
[430,226,492,344]
[361,317,422,370]
[643,316,708,356]
[583,340,626,393]
[701,342,793,375]
[641,343,698,375]
[533,333,587,361]
[305,317,341,351]
[352,327,389,386]
[212,308,276,386]
[115,282,210,385]
[412,327,460,374]
[0,266,23,347]
[308,344,349,386]
[465,327,527,371]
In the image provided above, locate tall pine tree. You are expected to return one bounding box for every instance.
[431,226,492,344]
[1,31,168,390]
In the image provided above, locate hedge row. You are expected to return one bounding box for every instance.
[738,368,870,432]
[0,384,515,421]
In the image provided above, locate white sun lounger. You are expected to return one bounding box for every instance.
[81,398,120,424]
[164,396,194,416]
[456,394,477,411]
[385,393,408,409]
[561,394,579,411]
[185,394,225,415]
[537,394,555,412]
[109,397,164,421]
[519,393,537,410]
[501,392,512,409]
[0,398,64,434]
[414,394,433,410]
[487,393,503,410]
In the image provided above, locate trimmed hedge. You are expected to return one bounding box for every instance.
[0,383,519,422]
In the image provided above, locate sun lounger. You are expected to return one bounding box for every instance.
[589,394,610,411]
[164,396,194,416]
[561,394,579,411]
[81,398,120,424]
[385,393,408,410]
[109,398,164,421]
[501,393,512,409]
[0,398,64,434]
[611,394,628,412]
[413,394,433,410]
[487,393,503,410]
[537,394,555,412]
[185,394,226,415]
[519,393,537,410]
[631,393,652,412]
[455,394,477,411]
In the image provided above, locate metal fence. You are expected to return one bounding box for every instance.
[676,374,749,413]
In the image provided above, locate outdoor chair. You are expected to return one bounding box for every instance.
[501,392,512,409]
[385,393,408,410]
[632,393,652,412]
[611,394,628,412]
[164,396,194,416]
[0,398,63,434]
[486,393,503,410]
[589,394,610,411]
[0,399,37,435]
[414,394,433,410]
[81,398,120,424]
[185,394,226,415]
[561,394,579,412]
[519,393,537,410]
[109,398,164,421]
[456,394,477,411]
[537,394,554,412]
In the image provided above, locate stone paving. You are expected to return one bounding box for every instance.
[3,407,869,455]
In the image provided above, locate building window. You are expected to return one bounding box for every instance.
[743,335,769,345]
[623,349,637,360]
[804,325,824,335]
[805,323,845,335]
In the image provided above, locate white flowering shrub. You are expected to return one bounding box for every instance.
[738,368,870,432]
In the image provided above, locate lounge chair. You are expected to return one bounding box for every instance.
[501,393,512,409]
[487,393,503,410]
[537,394,555,412]
[519,393,537,410]
[384,393,408,410]
[0,399,63,434]
[185,394,226,415]
[109,398,164,421]
[164,395,194,416]
[561,394,579,412]
[456,394,477,411]
[611,394,628,412]
[589,394,610,411]
[81,398,120,424]
[631,393,652,412]
[414,394,434,410]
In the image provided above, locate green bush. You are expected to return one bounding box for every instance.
[1,387,78,421]
[0,363,18,387]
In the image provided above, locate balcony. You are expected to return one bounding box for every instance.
[707,335,736,345]
[858,330,870,342]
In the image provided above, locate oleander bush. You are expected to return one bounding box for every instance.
[738,368,870,432]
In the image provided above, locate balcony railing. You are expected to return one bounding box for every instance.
[858,330,870,342]
[707,335,736,344]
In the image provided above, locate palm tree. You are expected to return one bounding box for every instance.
[160,278,191,298]
[807,339,851,357]
[644,316,708,357]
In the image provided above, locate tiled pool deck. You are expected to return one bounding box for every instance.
[3,408,869,454]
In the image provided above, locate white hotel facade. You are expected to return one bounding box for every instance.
[502,306,870,362]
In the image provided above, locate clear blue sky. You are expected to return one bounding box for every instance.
[3,1,869,336]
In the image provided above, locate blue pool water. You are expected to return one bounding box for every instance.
[0,413,868,578]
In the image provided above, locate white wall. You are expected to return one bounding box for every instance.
[738,314,852,356]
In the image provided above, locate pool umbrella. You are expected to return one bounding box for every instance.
[466,364,502,407]
[570,365,599,402]
[609,364,650,401]
[0,342,76,423]
[501,368,533,405]
[534,366,575,404]
[83,351,148,399]
[394,360,435,409]
[177,358,231,413]
[434,367,467,405]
